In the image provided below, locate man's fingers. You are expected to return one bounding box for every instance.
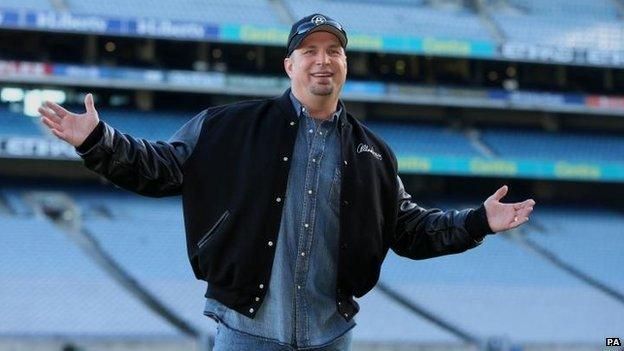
[491,185,508,201]
[510,216,529,228]
[50,128,67,141]
[44,101,71,118]
[516,207,533,218]
[85,93,96,114]
[41,116,62,131]
[39,107,63,124]
[513,199,536,210]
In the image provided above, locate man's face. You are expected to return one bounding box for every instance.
[284,31,347,98]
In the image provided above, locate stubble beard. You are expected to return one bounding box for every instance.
[309,84,334,96]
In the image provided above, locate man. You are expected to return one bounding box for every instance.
[39,13,535,351]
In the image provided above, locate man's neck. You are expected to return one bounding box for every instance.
[291,89,339,120]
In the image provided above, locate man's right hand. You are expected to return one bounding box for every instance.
[39,93,100,147]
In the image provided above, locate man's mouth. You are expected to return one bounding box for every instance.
[311,72,333,77]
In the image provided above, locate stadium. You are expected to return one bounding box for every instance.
[1,0,623,350]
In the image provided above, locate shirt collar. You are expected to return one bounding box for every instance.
[289,92,342,128]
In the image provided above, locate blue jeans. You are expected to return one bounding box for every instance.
[213,323,353,351]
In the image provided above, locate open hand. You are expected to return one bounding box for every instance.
[484,185,535,233]
[38,93,99,147]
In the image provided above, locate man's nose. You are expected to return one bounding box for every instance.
[315,52,330,65]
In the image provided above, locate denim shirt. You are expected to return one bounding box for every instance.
[204,94,355,347]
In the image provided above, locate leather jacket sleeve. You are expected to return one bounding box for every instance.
[392,175,493,260]
[74,109,208,197]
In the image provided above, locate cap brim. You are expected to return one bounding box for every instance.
[288,24,347,56]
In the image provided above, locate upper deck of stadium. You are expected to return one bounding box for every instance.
[2,0,624,51]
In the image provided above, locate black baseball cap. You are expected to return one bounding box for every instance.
[286,14,348,57]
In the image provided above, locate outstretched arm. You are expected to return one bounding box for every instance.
[39,94,206,197]
[392,176,535,260]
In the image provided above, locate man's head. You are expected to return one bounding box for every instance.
[284,14,348,100]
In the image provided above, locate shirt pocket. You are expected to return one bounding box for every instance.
[328,166,342,213]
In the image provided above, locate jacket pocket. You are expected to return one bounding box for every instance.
[198,210,230,249]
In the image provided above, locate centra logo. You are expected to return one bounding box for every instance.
[606,337,621,347]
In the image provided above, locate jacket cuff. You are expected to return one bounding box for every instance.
[76,120,104,155]
[465,204,494,241]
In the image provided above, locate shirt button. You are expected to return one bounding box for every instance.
[319,131,323,135]
[255,297,260,302]
[249,308,255,313]
[283,156,288,162]
[312,158,316,163]
[343,160,348,165]
[308,129,313,134]
[300,252,306,256]
[297,285,302,290]
[304,223,309,228]
[307,190,313,195]
[268,241,273,247]
[276,197,282,203]
[259,284,264,289]
[338,301,342,306]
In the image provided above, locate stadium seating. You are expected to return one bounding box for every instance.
[6,106,624,164]
[492,0,624,50]
[366,121,482,157]
[0,108,44,137]
[0,214,187,336]
[480,128,624,163]
[63,0,280,26]
[285,0,493,41]
[379,200,624,342]
[0,0,53,11]
[2,183,622,342]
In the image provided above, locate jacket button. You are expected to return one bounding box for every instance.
[249,308,254,313]
[255,297,260,302]
[259,284,264,289]
[268,241,273,247]
[276,197,282,203]
[283,156,288,162]
[290,121,295,126]
[343,160,348,165]
[341,243,347,250]
[342,200,349,206]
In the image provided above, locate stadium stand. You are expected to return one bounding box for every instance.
[366,121,482,158]
[63,0,280,26]
[0,108,44,137]
[0,214,189,336]
[380,202,624,342]
[0,0,53,11]
[2,183,622,343]
[3,0,624,349]
[6,106,624,164]
[286,0,493,40]
[480,128,624,162]
[492,0,624,50]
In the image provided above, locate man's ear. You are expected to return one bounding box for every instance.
[284,57,293,79]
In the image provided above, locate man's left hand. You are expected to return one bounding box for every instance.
[484,185,535,233]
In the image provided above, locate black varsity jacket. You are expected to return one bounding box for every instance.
[76,89,493,321]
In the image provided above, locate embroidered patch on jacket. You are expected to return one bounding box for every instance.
[357,143,382,160]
